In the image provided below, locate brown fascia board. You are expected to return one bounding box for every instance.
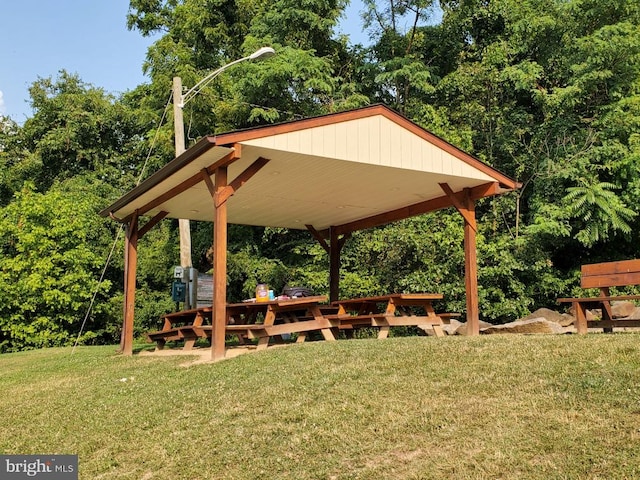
[99,136,218,219]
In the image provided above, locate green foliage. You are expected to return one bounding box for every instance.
[362,0,439,111]
[17,72,147,192]
[3,0,640,350]
[227,248,289,301]
[0,184,112,352]
[564,179,636,246]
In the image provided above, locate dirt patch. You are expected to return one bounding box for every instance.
[137,344,288,366]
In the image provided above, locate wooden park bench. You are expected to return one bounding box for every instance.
[557,259,640,333]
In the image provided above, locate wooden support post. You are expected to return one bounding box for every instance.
[329,227,341,303]
[211,167,228,361]
[122,212,139,355]
[306,224,330,253]
[573,301,588,334]
[119,226,129,352]
[462,189,479,335]
[306,224,347,303]
[440,184,480,336]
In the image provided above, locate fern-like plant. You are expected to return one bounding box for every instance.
[564,178,636,247]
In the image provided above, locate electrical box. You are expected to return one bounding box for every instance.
[171,280,186,302]
[171,266,197,309]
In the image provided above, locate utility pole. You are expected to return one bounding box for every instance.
[172,76,192,270]
[171,48,275,270]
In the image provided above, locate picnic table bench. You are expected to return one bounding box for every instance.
[226,296,338,348]
[146,307,212,350]
[557,259,640,333]
[332,293,457,338]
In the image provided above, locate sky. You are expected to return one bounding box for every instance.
[0,0,370,124]
[1,1,155,123]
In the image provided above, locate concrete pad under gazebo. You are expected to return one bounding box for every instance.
[101,104,520,360]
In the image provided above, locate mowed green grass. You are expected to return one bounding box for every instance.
[1,334,640,479]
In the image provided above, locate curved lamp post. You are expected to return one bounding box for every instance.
[172,47,276,290]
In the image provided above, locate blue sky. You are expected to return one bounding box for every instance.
[1,0,369,124]
[1,1,153,123]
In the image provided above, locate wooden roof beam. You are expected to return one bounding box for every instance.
[215,157,270,208]
[329,182,501,236]
[306,224,330,253]
[120,147,242,223]
[439,183,477,232]
[138,211,168,239]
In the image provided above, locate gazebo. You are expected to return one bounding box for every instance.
[101,104,519,360]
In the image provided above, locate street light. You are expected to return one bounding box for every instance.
[172,47,276,278]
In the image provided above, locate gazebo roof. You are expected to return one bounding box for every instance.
[101,104,518,233]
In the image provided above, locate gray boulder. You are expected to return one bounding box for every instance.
[623,307,640,320]
[441,318,462,335]
[567,305,599,321]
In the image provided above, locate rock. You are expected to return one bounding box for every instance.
[566,301,637,321]
[623,307,640,320]
[442,318,462,335]
[567,304,599,320]
[559,313,576,327]
[454,320,493,336]
[586,309,599,321]
[481,318,566,335]
[611,301,637,319]
[522,308,563,323]
[522,308,575,327]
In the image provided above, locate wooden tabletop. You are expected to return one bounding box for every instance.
[227,295,328,309]
[333,293,442,306]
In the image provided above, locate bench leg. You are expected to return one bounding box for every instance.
[601,302,614,333]
[256,336,270,350]
[378,326,390,339]
[431,324,445,337]
[154,339,166,350]
[574,302,588,334]
[320,328,336,341]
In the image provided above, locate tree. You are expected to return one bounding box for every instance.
[7,71,149,194]
[361,0,439,112]
[435,0,640,255]
[0,183,113,351]
[127,0,368,139]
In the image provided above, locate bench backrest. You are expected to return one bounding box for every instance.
[581,259,640,289]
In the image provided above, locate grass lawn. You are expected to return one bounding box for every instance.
[1,334,640,479]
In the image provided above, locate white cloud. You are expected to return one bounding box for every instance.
[0,90,5,115]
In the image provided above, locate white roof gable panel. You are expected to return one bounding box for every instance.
[241,115,494,182]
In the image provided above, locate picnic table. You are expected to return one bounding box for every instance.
[225,295,337,349]
[147,295,337,351]
[146,307,212,350]
[332,293,455,338]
